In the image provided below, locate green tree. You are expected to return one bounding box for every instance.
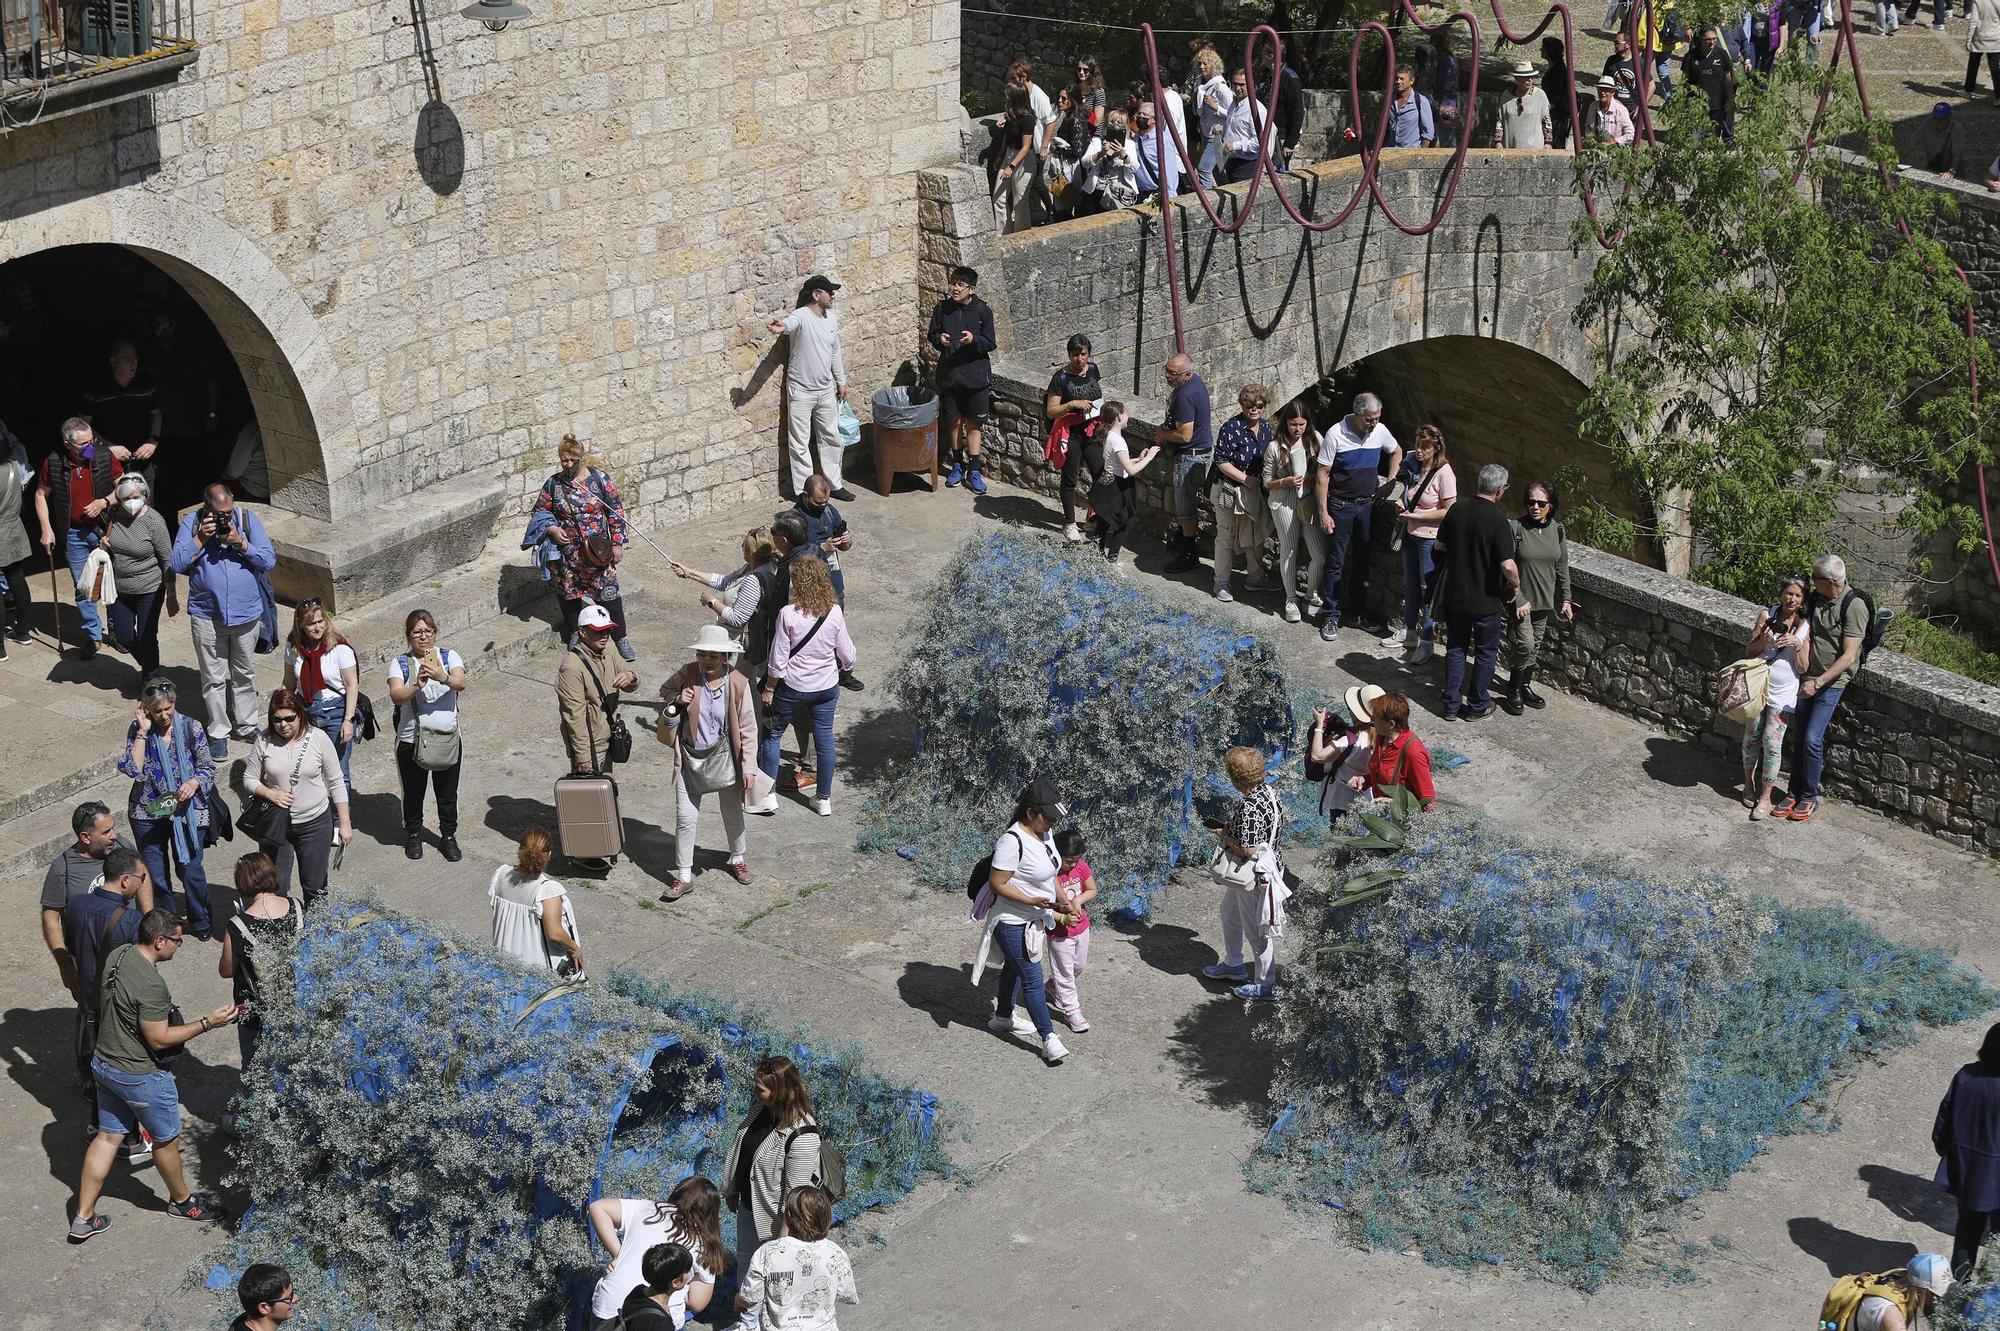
[1567,56,1995,598]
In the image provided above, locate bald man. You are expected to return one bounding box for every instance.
[1158,353,1213,574]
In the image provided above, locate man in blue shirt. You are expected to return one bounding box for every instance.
[171,483,276,758]
[1313,393,1402,641]
[1388,65,1435,148]
[1159,353,1213,574]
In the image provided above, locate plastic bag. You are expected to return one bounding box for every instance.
[837,402,863,448]
[871,384,939,430]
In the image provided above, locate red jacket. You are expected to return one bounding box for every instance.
[1367,729,1436,806]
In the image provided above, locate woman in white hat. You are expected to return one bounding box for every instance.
[1306,683,1382,825]
[657,624,768,902]
[1494,60,1553,148]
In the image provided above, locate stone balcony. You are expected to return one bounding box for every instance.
[0,0,197,130]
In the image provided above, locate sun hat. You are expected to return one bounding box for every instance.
[688,624,741,655]
[1343,682,1387,724]
[1511,60,1538,77]
[1597,74,1620,90]
[1907,1253,1955,1296]
[577,604,617,632]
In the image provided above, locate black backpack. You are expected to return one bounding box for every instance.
[739,561,785,669]
[1840,587,1887,665]
[966,830,1023,901]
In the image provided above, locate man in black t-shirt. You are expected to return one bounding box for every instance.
[1433,463,1520,721]
[1044,333,1103,542]
[1682,27,1735,140]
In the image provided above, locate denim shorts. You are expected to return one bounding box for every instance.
[91,1057,182,1144]
[1171,450,1212,518]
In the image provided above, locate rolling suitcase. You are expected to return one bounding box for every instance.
[554,773,623,862]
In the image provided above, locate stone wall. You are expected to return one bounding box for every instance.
[1,0,960,604]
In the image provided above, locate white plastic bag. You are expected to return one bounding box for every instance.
[836,402,862,449]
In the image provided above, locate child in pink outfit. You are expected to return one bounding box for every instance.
[1045,828,1097,1032]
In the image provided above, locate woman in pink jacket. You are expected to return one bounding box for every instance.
[756,557,857,817]
[658,624,768,901]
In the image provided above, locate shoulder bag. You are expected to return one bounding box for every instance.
[101,942,186,1066]
[571,646,632,771]
[238,738,310,846]
[404,654,463,771]
[1715,656,1772,726]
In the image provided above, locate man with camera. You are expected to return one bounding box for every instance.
[171,483,277,759]
[558,604,637,778]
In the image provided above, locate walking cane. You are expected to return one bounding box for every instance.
[45,542,62,656]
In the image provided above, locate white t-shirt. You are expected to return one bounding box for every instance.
[387,647,464,742]
[989,823,1060,924]
[1027,81,1056,151]
[288,642,357,703]
[489,866,576,972]
[740,1236,857,1331]
[589,1200,715,1322]
[1854,1295,1900,1331]
[781,308,846,395]
[1105,427,1136,479]
[1759,609,1810,712]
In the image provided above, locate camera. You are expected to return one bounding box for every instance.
[204,507,234,538]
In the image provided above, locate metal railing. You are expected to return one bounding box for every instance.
[1,0,197,128]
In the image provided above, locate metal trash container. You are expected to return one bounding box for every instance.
[870,385,941,494]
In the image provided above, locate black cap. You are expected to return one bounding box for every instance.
[1021,778,1069,821]
[803,275,841,297]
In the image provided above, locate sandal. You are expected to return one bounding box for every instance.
[1787,799,1818,822]
[658,880,692,902]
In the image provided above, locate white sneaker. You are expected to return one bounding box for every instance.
[987,1013,1036,1038]
[745,795,780,816]
[1063,523,1084,543]
[1040,1032,1069,1064]
[1214,587,1234,603]
[813,797,832,817]
[1379,628,1410,649]
[1283,602,1302,623]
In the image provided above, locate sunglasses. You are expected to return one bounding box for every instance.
[273,714,300,723]
[300,598,322,609]
[1526,500,1551,507]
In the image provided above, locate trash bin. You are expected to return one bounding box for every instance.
[870,385,941,494]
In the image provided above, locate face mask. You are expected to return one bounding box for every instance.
[122,498,145,515]
[78,443,95,461]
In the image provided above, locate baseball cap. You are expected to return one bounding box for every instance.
[1907,1253,1954,1296]
[1933,101,1952,119]
[577,604,617,632]
[803,275,842,297]
[1020,778,1070,821]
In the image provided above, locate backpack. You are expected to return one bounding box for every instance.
[1840,588,1887,665]
[966,830,1024,901]
[1817,1270,1909,1331]
[739,561,785,669]
[785,1125,848,1203]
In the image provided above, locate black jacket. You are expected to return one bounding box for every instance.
[926,297,997,393]
[618,1286,679,1331]
[1273,65,1304,149]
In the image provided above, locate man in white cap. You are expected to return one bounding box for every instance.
[557,604,637,777]
[767,276,854,502]
[1494,60,1553,148]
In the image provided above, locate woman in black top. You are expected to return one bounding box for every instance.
[218,851,301,1066]
[1045,334,1103,542]
[1542,37,1573,149]
[1047,86,1090,222]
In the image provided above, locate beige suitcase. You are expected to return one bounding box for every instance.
[554,774,622,861]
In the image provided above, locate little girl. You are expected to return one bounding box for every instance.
[1045,828,1097,1031]
[1086,401,1158,569]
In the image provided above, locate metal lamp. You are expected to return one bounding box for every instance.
[460,0,530,30]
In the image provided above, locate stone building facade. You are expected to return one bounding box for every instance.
[0,0,960,607]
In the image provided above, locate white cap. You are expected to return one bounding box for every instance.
[577,604,617,631]
[1907,1253,1954,1296]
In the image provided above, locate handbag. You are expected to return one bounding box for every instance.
[836,402,863,448]
[1207,844,1258,888]
[572,646,632,771]
[1715,656,1772,725]
[356,692,378,742]
[402,653,462,770]
[238,737,311,846]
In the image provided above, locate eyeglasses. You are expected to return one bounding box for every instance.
[408,627,437,637]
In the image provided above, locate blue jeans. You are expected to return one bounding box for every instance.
[307,695,356,790]
[1319,499,1374,626]
[64,525,104,642]
[91,1057,182,1143]
[109,587,165,678]
[1785,683,1845,803]
[130,811,210,933]
[759,682,838,799]
[991,922,1054,1039]
[1401,535,1437,638]
[1442,609,1503,714]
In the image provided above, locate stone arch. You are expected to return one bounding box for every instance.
[0,192,351,521]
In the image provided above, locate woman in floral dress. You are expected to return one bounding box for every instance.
[534,434,636,661]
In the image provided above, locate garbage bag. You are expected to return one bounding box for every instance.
[872,384,939,430]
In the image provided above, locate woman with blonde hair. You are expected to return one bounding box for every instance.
[1192,45,1232,189]
[489,827,583,975]
[721,1055,825,1277]
[534,433,635,661]
[282,599,361,788]
[756,556,856,817]
[1201,745,1290,1001]
[672,527,777,647]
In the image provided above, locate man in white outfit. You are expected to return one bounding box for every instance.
[767,275,855,501]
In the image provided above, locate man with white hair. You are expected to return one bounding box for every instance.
[1774,553,1869,822]
[1432,463,1520,721]
[33,417,124,659]
[1313,392,1402,641]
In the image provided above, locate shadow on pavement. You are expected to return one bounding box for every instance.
[1167,990,1280,1118]
[1858,1162,1956,1233]
[484,793,677,887]
[1786,1216,1918,1276]
[896,960,988,1032]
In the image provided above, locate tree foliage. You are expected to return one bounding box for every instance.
[1569,55,1995,598]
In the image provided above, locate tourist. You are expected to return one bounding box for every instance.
[1740,574,1810,819]
[1200,745,1289,1000]
[737,1186,858,1331]
[1385,422,1456,662]
[1078,109,1142,211]
[1682,27,1737,140]
[1313,392,1402,642]
[282,601,361,790]
[588,1177,723,1330]
[60,847,149,1050]
[1016,57,1060,181]
[1211,383,1272,603]
[1543,36,1574,148]
[0,415,33,658]
[230,1264,297,1331]
[1876,0,1902,35]
[1643,0,1681,95]
[1193,46,1232,189]
[971,778,1070,1065]
[387,609,467,859]
[221,421,271,503]
[33,417,123,659]
[247,687,353,908]
[768,276,854,501]
[1160,353,1214,574]
[994,82,1041,231]
[722,1054,829,1275]
[1908,102,1965,176]
[1433,464,1520,721]
[171,483,278,758]
[1494,61,1553,147]
[793,474,857,610]
[68,908,239,1243]
[119,679,216,936]
[1972,0,2000,94]
[659,624,762,900]
[674,527,776,642]
[927,265,996,495]
[1935,1022,2000,1277]
[1046,85,1090,220]
[1774,554,1868,822]
[1388,64,1435,147]
[1830,1255,1954,1329]
[1257,48,1306,166]
[1587,75,1637,145]
[535,434,636,660]
[1132,97,1182,203]
[1500,480,1574,716]
[1427,27,1463,146]
[757,556,856,817]
[488,828,584,975]
[1751,0,1785,73]
[44,802,143,1089]
[609,1244,691,1331]
[559,603,637,777]
[80,338,162,482]
[218,851,301,1065]
[1075,54,1106,129]
[1044,828,1096,1031]
[1271,403,1327,620]
[100,474,176,682]
[1087,401,1157,569]
[1603,31,1642,113]
[1220,67,1275,183]
[1308,683,1381,823]
[1261,402,1313,623]
[1355,691,1438,808]
[1046,334,1103,543]
[741,511,812,688]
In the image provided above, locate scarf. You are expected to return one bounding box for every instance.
[297,640,330,699]
[155,715,204,865]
